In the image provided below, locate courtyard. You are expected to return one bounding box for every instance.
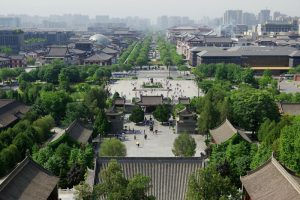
[121,114,207,157]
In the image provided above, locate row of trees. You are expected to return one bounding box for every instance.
[156,36,184,66]
[126,35,152,66]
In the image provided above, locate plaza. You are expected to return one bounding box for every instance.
[108,77,201,101]
[121,114,207,157]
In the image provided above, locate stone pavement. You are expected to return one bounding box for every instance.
[122,115,207,157]
[108,78,202,101]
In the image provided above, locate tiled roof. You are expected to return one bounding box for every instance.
[278,102,300,115]
[178,97,190,105]
[0,156,59,200]
[101,47,118,54]
[97,157,204,200]
[66,120,92,144]
[241,157,300,200]
[46,46,69,57]
[137,95,164,106]
[210,119,237,144]
[0,99,30,128]
[84,53,113,62]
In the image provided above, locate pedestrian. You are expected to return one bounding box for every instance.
[136,141,140,147]
[144,134,147,140]
[134,135,136,140]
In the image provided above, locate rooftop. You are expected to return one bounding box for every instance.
[65,120,92,144]
[241,156,300,200]
[0,156,59,200]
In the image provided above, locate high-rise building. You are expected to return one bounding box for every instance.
[0,17,20,28]
[223,10,243,25]
[0,30,24,53]
[258,9,271,24]
[95,15,110,23]
[157,16,169,30]
[243,12,257,26]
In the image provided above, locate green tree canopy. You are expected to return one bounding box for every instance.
[93,159,155,200]
[185,166,240,200]
[153,104,171,123]
[93,109,110,137]
[230,87,280,132]
[99,138,126,157]
[129,106,144,123]
[172,133,196,157]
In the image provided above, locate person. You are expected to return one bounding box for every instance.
[144,134,147,140]
[136,141,140,147]
[134,135,136,140]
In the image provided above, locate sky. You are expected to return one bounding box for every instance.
[2,0,300,20]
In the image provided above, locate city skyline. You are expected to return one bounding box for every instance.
[2,0,300,21]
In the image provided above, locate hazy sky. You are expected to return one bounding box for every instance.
[2,0,300,20]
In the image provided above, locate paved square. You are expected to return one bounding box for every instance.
[108,78,202,101]
[122,114,207,157]
[279,80,300,93]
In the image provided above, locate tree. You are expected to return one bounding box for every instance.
[93,109,110,137]
[129,106,144,123]
[185,166,240,200]
[99,138,126,157]
[172,133,196,157]
[38,90,71,121]
[63,102,89,125]
[84,87,108,116]
[0,46,12,55]
[74,182,93,200]
[94,159,154,200]
[230,88,280,132]
[153,104,171,123]
[279,116,300,173]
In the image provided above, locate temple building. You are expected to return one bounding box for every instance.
[0,99,30,129]
[137,95,169,112]
[210,119,253,144]
[65,119,92,145]
[0,156,59,200]
[176,107,197,134]
[105,107,124,134]
[84,52,113,66]
[278,102,300,116]
[241,156,300,200]
[96,157,204,200]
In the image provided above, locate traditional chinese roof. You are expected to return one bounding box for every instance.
[278,102,300,116]
[101,47,118,54]
[137,95,164,106]
[0,99,30,128]
[241,156,300,200]
[97,157,203,200]
[177,107,196,117]
[114,97,125,106]
[178,97,190,105]
[84,53,113,62]
[210,119,237,144]
[46,46,70,57]
[65,120,92,144]
[0,156,59,200]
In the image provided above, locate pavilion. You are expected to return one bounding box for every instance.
[241,156,300,200]
[210,119,253,144]
[0,156,59,200]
